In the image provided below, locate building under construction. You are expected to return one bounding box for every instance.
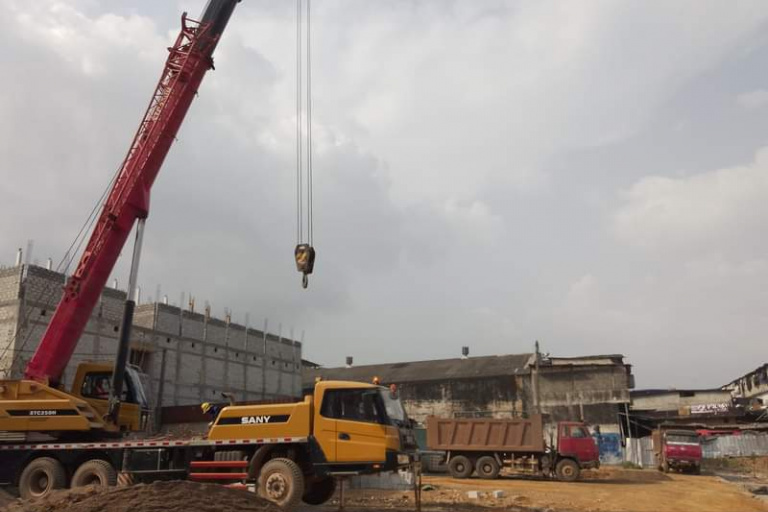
[0,262,302,409]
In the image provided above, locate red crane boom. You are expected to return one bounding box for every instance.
[25,1,240,384]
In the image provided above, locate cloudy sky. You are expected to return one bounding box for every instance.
[2,0,768,389]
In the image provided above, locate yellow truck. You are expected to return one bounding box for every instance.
[0,380,416,509]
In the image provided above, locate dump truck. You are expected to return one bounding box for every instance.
[426,414,599,481]
[653,428,702,474]
[0,380,416,509]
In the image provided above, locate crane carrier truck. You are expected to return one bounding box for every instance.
[0,379,415,509]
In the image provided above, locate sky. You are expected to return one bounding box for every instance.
[1,0,768,389]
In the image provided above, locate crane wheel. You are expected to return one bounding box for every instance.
[258,458,305,509]
[476,456,501,479]
[302,476,336,505]
[19,457,67,499]
[71,459,117,488]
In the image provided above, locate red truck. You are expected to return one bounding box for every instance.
[426,415,599,482]
[653,429,702,474]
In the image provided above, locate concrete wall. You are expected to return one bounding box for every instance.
[537,364,631,426]
[133,302,302,405]
[0,264,302,407]
[396,375,528,424]
[632,390,733,412]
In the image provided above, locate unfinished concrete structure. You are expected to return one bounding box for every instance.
[304,351,633,433]
[0,264,302,408]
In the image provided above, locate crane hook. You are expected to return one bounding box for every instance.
[295,244,316,290]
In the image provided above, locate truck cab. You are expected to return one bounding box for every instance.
[556,422,600,469]
[654,429,702,474]
[205,380,415,507]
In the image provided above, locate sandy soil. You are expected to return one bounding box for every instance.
[0,481,280,512]
[313,468,768,512]
[0,467,764,512]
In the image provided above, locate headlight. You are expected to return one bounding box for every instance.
[397,454,411,465]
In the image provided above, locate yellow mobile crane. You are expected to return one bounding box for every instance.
[0,2,413,508]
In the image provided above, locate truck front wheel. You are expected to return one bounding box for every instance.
[475,456,500,479]
[555,459,580,482]
[19,457,67,499]
[448,455,473,479]
[258,458,305,509]
[302,476,336,505]
[71,459,117,488]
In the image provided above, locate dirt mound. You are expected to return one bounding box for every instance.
[0,480,281,512]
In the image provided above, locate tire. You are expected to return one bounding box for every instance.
[475,456,500,479]
[71,459,117,488]
[302,476,336,505]
[448,455,473,479]
[555,458,580,482]
[692,465,701,475]
[258,458,305,509]
[19,457,67,499]
[214,450,246,462]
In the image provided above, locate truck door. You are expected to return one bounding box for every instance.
[320,388,388,463]
[559,424,598,464]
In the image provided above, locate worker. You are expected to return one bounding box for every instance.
[94,377,110,399]
[201,402,222,428]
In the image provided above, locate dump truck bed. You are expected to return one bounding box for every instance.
[426,414,545,453]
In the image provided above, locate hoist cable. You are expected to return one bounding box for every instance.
[306,0,314,246]
[296,0,303,244]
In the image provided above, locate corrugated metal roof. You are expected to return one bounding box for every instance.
[303,353,534,385]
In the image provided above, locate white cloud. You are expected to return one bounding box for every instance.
[613,147,768,254]
[737,89,768,109]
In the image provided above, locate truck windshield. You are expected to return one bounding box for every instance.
[667,434,699,445]
[379,390,407,424]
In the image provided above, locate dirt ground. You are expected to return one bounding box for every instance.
[0,481,280,512]
[313,467,768,512]
[0,467,765,512]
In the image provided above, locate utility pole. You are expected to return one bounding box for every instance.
[532,340,541,415]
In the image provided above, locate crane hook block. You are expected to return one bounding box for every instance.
[295,244,316,289]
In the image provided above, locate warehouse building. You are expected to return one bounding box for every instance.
[0,263,302,409]
[303,349,633,434]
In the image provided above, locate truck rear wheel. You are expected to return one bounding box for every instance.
[302,476,336,505]
[19,457,67,499]
[258,458,305,509]
[71,459,117,488]
[475,456,500,479]
[448,455,473,479]
[555,459,580,482]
